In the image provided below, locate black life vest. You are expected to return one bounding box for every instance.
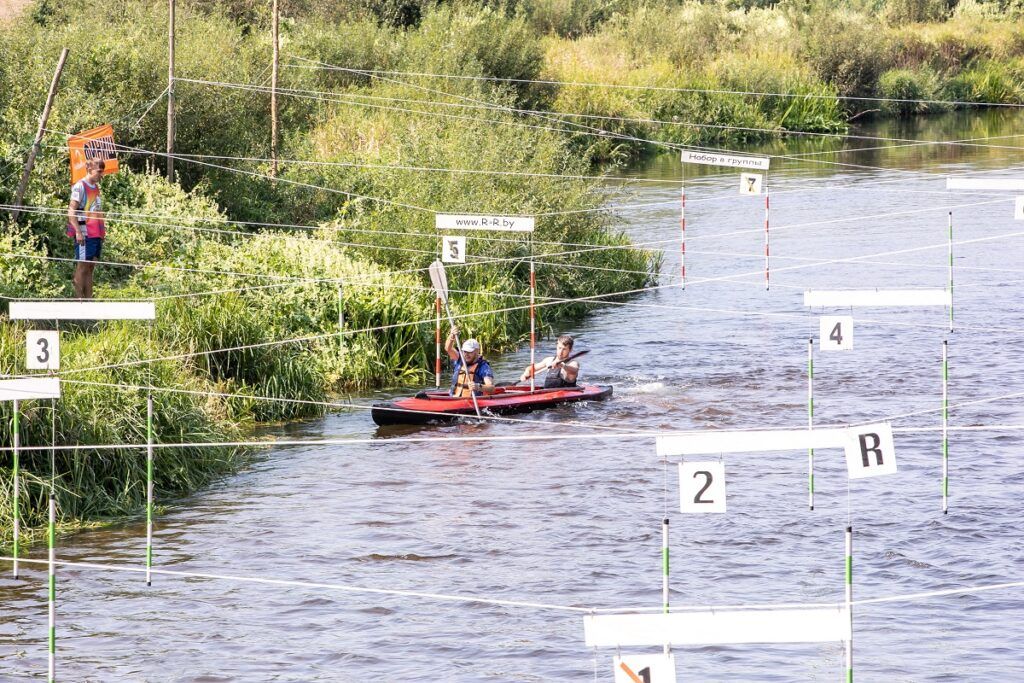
[544,361,577,389]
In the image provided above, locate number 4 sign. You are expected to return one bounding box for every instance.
[26,331,59,370]
[679,461,726,513]
[614,653,677,683]
[820,316,853,351]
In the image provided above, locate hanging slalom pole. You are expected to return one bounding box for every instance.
[808,337,814,511]
[845,526,853,683]
[12,399,20,579]
[529,251,536,393]
[680,178,686,289]
[942,340,949,514]
[146,394,155,585]
[48,494,56,683]
[434,297,442,389]
[764,183,771,291]
[947,211,953,333]
[662,517,670,656]
[429,261,481,418]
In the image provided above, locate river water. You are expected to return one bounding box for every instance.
[3,111,1024,681]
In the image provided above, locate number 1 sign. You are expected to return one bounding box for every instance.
[679,462,726,513]
[613,653,676,683]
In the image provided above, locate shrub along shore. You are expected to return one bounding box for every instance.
[2,0,1022,542]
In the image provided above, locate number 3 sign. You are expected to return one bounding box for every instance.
[678,461,726,513]
[26,331,60,370]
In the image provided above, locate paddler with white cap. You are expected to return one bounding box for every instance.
[444,326,496,397]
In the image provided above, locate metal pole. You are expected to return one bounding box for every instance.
[48,495,56,683]
[942,340,949,514]
[166,0,176,182]
[808,337,814,511]
[680,178,686,289]
[12,48,70,220]
[270,0,279,177]
[12,399,20,579]
[845,525,853,683]
[146,395,154,585]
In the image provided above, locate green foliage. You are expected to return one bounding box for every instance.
[795,4,891,99]
[877,68,944,114]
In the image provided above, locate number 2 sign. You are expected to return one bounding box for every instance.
[819,316,853,351]
[679,461,726,513]
[26,331,59,370]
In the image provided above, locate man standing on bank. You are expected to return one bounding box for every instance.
[445,327,496,397]
[66,158,106,299]
[520,334,580,388]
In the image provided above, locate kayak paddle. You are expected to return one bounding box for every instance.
[429,260,482,418]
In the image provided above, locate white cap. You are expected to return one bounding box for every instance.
[461,338,480,353]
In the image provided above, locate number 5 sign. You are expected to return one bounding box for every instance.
[614,653,677,683]
[442,235,466,263]
[819,316,853,351]
[679,461,726,513]
[26,331,59,370]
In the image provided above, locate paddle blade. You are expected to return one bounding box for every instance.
[428,260,449,303]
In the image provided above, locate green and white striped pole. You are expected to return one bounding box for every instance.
[948,212,953,333]
[48,494,56,682]
[845,525,853,683]
[12,398,20,579]
[146,394,154,586]
[808,337,814,511]
[662,517,670,656]
[942,340,949,514]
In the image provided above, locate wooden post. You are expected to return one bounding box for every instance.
[11,48,70,221]
[270,0,279,177]
[166,0,176,182]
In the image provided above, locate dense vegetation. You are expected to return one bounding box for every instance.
[2,0,1022,541]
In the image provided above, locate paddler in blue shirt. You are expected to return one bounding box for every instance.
[445,327,496,397]
[520,334,580,388]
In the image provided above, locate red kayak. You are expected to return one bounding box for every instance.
[371,384,613,426]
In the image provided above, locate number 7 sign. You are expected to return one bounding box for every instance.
[679,461,727,513]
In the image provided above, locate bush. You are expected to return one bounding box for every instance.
[796,5,891,99]
[877,68,940,115]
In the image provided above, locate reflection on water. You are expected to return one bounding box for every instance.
[3,111,1024,681]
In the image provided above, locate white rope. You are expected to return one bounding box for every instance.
[286,59,1024,109]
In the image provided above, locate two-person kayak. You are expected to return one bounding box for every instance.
[371,384,613,426]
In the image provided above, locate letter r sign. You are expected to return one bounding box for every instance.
[844,423,897,479]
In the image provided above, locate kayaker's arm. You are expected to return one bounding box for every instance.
[519,356,554,382]
[444,327,459,361]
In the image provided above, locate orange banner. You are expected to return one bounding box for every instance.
[68,124,119,184]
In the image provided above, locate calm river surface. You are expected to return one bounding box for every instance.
[3,112,1024,681]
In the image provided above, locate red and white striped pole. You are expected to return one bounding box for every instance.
[434,296,441,388]
[529,258,536,392]
[764,189,770,291]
